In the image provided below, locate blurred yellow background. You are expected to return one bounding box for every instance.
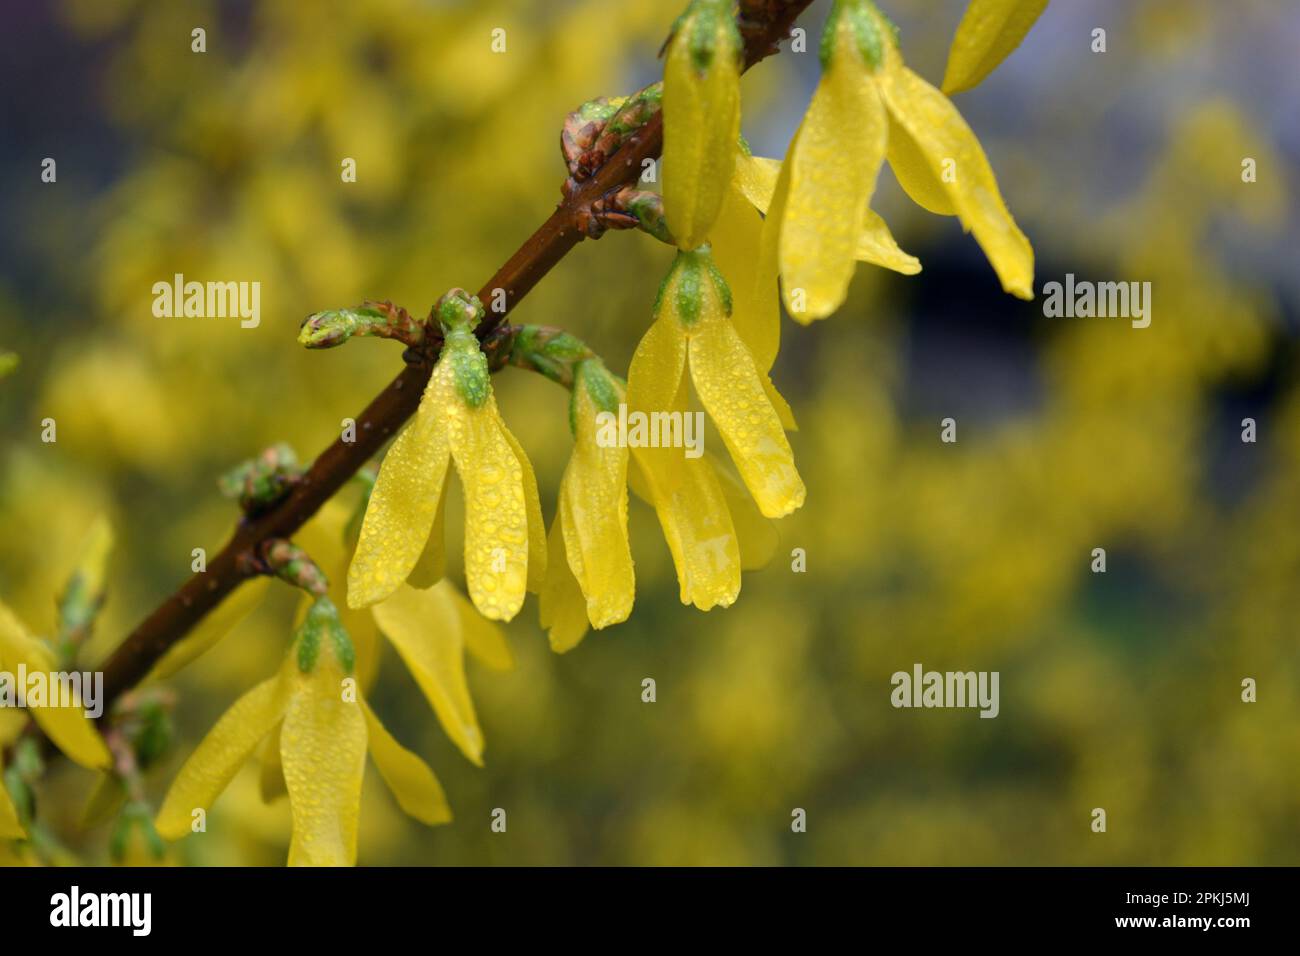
[1,0,1298,864]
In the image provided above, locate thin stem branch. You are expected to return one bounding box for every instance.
[92,0,815,718]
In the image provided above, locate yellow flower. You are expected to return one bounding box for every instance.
[347,292,545,620]
[769,0,1033,322]
[628,247,805,524]
[156,594,478,866]
[539,360,635,645]
[662,0,743,249]
[542,449,779,649]
[941,0,1049,95]
[0,600,110,771]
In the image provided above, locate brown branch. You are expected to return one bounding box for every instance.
[93,0,815,716]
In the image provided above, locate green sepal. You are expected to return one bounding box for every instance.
[821,0,889,71]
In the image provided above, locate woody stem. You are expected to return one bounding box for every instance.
[82,0,816,727]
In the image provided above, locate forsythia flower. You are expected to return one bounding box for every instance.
[535,345,781,647]
[0,601,110,771]
[662,0,743,249]
[628,246,805,523]
[156,594,488,865]
[941,0,1049,95]
[347,290,545,619]
[539,358,636,644]
[769,0,1034,322]
[542,444,780,647]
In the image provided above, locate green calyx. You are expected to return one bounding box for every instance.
[571,359,622,435]
[435,289,491,408]
[657,245,732,328]
[821,0,892,71]
[675,0,741,74]
[296,596,356,675]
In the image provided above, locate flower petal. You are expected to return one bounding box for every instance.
[348,373,452,608]
[627,315,688,428]
[155,676,286,840]
[711,455,780,570]
[448,402,529,621]
[371,584,485,766]
[942,0,1048,95]
[713,182,779,374]
[732,153,782,215]
[857,207,922,275]
[0,601,110,770]
[880,65,1034,299]
[629,453,741,611]
[501,426,547,594]
[560,377,634,629]
[360,697,452,826]
[282,650,367,867]
[539,517,592,654]
[780,38,887,322]
[688,313,805,518]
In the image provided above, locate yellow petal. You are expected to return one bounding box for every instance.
[282,649,366,867]
[732,153,782,215]
[404,489,447,589]
[80,773,126,828]
[663,6,742,249]
[711,455,780,570]
[857,207,922,274]
[348,370,452,609]
[560,376,634,629]
[257,722,286,802]
[713,182,778,374]
[688,312,805,518]
[0,778,25,839]
[448,400,529,621]
[147,577,270,681]
[780,31,887,322]
[360,698,451,826]
[155,676,286,840]
[370,584,485,766]
[0,601,110,770]
[448,583,514,670]
[629,453,742,611]
[751,151,799,435]
[626,314,687,432]
[942,0,1048,95]
[501,425,547,594]
[538,517,591,654]
[880,65,1034,299]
